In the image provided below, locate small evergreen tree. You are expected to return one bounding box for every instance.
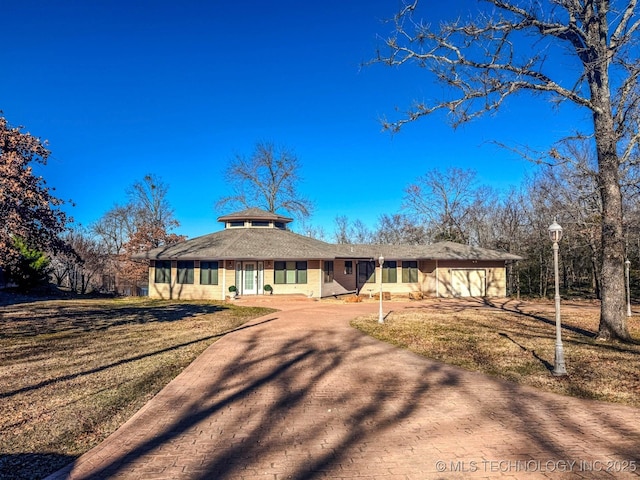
[9,237,51,292]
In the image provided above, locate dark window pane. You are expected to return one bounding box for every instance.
[382,261,397,283]
[200,261,218,285]
[177,261,194,284]
[402,261,418,283]
[324,261,334,283]
[155,261,171,284]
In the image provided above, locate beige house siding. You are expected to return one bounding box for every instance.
[264,259,320,297]
[307,260,321,297]
[148,257,508,300]
[349,259,438,297]
[485,266,506,297]
[149,259,327,299]
[362,259,505,298]
[148,260,224,300]
[378,261,415,295]
[420,260,438,296]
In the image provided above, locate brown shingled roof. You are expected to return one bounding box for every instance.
[335,241,522,261]
[137,231,522,262]
[136,227,336,260]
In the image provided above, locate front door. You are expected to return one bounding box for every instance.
[243,262,258,295]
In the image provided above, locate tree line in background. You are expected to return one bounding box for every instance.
[329,157,640,303]
[48,174,184,295]
[0,115,183,295]
[2,121,640,308]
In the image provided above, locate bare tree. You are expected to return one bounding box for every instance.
[217,142,313,219]
[334,215,352,244]
[374,0,639,341]
[373,213,430,245]
[465,186,502,247]
[128,174,179,247]
[538,141,604,295]
[492,188,529,254]
[92,205,134,257]
[403,167,481,244]
[332,215,375,244]
[92,175,183,294]
[295,219,327,241]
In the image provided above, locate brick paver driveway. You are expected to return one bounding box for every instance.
[47,298,640,479]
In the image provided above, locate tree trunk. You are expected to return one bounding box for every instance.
[588,10,631,341]
[590,250,601,300]
[593,111,630,340]
[597,152,629,340]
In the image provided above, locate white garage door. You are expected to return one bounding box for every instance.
[451,269,486,297]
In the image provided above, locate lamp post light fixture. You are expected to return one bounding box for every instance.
[625,259,632,317]
[548,219,567,376]
[378,255,385,324]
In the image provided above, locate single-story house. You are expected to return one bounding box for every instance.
[135,208,522,300]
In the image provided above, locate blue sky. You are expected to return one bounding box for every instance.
[2,1,589,239]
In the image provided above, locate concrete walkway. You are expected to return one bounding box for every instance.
[46,298,640,479]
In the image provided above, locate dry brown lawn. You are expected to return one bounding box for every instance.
[0,296,274,480]
[351,297,640,407]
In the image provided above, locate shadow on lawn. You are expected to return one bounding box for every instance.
[0,453,76,480]
[44,314,640,480]
[0,317,278,400]
[0,303,229,338]
[481,297,598,338]
[483,298,640,350]
[499,332,554,372]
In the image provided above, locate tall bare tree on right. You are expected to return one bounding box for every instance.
[374,0,639,341]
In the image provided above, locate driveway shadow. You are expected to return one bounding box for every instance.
[45,307,640,480]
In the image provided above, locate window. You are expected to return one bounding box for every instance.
[382,260,397,283]
[274,261,307,284]
[177,261,194,284]
[402,261,419,283]
[200,261,219,285]
[274,222,286,229]
[251,220,270,227]
[324,261,334,283]
[229,221,244,227]
[155,260,171,284]
[358,261,376,284]
[344,260,353,275]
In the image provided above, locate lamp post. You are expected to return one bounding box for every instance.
[625,259,632,317]
[378,255,385,324]
[548,219,567,376]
